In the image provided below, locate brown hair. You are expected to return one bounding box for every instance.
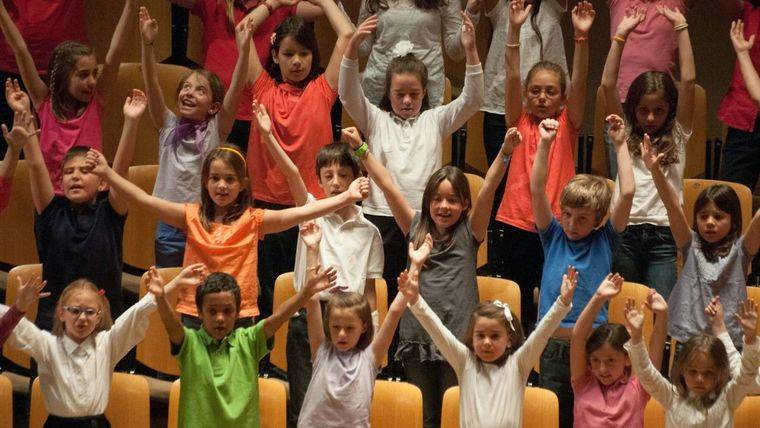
[585,323,630,357]
[199,144,251,231]
[525,61,568,97]
[266,17,321,87]
[315,142,361,180]
[52,279,113,337]
[560,174,612,223]
[410,166,471,249]
[61,146,92,170]
[693,185,743,262]
[46,41,95,120]
[671,334,730,408]
[379,53,430,114]
[464,301,525,366]
[175,69,225,118]
[323,292,373,350]
[623,71,679,166]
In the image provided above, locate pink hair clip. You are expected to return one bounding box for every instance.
[97,289,106,296]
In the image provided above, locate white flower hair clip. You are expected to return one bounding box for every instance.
[391,40,415,58]
[270,32,277,45]
[492,300,515,331]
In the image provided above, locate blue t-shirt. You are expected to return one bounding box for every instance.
[538,218,621,328]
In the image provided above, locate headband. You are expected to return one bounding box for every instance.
[492,300,515,331]
[217,147,247,168]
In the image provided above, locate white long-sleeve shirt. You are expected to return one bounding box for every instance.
[4,294,156,417]
[627,336,760,428]
[717,331,760,395]
[338,56,484,216]
[409,295,571,428]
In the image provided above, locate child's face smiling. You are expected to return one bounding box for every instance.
[472,316,510,363]
[59,290,102,344]
[328,308,367,352]
[206,159,243,216]
[200,291,238,340]
[177,72,219,122]
[589,343,630,386]
[696,201,732,243]
[429,179,467,234]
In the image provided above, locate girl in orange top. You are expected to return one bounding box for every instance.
[84,145,369,324]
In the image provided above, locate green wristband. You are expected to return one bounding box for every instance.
[354,142,369,158]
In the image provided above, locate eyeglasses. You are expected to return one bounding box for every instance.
[63,306,101,318]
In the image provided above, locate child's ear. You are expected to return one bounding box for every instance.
[97,179,109,193]
[208,101,221,116]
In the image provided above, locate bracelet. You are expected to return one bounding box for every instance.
[262,0,274,15]
[506,42,521,48]
[502,153,512,165]
[674,23,688,31]
[613,34,626,44]
[354,142,369,158]
[574,36,588,43]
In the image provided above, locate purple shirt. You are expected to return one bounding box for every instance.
[572,370,650,428]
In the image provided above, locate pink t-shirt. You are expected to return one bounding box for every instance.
[191,0,297,121]
[496,109,577,232]
[0,176,11,212]
[572,370,650,428]
[247,72,336,205]
[38,96,103,193]
[718,3,760,132]
[608,0,684,102]
[0,0,87,74]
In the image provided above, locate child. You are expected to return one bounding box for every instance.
[345,120,520,428]
[532,116,635,427]
[252,103,384,424]
[17,90,145,330]
[603,6,695,300]
[357,0,465,108]
[243,0,354,318]
[624,297,760,427]
[339,12,483,314]
[642,137,760,349]
[494,0,594,333]
[570,274,668,427]
[153,264,335,427]
[0,79,31,212]
[0,275,49,347]
[84,143,369,327]
[400,249,576,428]
[296,221,404,427]
[139,6,251,268]
[0,0,135,193]
[5,264,206,425]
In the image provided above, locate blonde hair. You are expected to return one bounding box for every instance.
[323,292,373,350]
[560,174,612,223]
[52,279,113,337]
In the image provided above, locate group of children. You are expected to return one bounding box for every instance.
[0,0,759,427]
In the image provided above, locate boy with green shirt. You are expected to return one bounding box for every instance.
[151,266,337,427]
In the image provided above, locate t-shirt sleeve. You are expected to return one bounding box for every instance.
[571,369,593,393]
[367,229,385,279]
[252,71,275,99]
[313,74,338,104]
[159,110,180,142]
[243,320,274,360]
[539,217,562,246]
[603,220,621,251]
[250,208,265,239]
[174,327,195,358]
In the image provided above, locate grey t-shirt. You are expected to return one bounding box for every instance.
[298,342,379,427]
[396,212,480,363]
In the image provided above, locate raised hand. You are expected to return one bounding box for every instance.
[705,296,727,333]
[5,78,30,113]
[252,100,272,135]
[616,7,645,37]
[560,265,578,305]
[501,127,522,157]
[1,110,39,151]
[409,233,434,268]
[639,134,663,172]
[235,17,254,50]
[14,275,49,313]
[123,89,147,120]
[460,11,477,52]
[397,269,420,304]
[538,118,559,143]
[139,6,158,45]
[303,265,337,297]
[571,1,596,35]
[347,177,370,201]
[644,289,668,314]
[595,272,624,300]
[84,149,110,177]
[300,221,322,250]
[351,15,378,47]
[508,0,533,27]
[731,20,755,54]
[145,266,165,298]
[340,127,364,150]
[737,299,758,342]
[656,5,686,26]
[174,263,208,290]
[605,114,627,148]
[623,298,644,339]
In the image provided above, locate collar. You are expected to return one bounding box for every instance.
[599,372,631,390]
[389,111,420,125]
[62,334,94,357]
[198,325,233,348]
[324,203,363,225]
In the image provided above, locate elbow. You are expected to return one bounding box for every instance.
[338,28,355,44]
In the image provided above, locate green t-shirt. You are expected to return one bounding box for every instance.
[176,321,273,427]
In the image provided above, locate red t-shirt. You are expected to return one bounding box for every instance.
[192,0,297,121]
[0,0,87,74]
[247,72,336,205]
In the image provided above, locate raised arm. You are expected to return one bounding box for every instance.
[726,299,760,409]
[261,176,369,235]
[243,2,276,85]
[571,272,622,382]
[706,297,741,376]
[96,0,139,104]
[338,16,378,134]
[252,100,308,206]
[607,115,635,232]
[219,20,254,140]
[342,127,415,234]
[640,136,690,248]
[658,6,694,131]
[731,20,760,109]
[505,0,532,127]
[601,8,645,117]
[470,128,519,242]
[145,265,208,346]
[315,0,355,90]
[85,150,186,228]
[370,291,406,367]
[441,0,466,61]
[530,118,558,231]
[109,90,148,215]
[0,3,48,108]
[139,7,170,128]
[742,206,760,254]
[644,290,668,371]
[565,1,594,129]
[300,222,327,357]
[9,111,53,213]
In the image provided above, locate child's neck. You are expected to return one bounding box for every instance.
[334,204,356,222]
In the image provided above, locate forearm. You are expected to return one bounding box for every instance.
[573,295,606,342]
[0,145,20,179]
[470,154,508,240]
[262,131,307,206]
[104,0,137,67]
[141,44,168,127]
[530,142,551,198]
[371,293,405,364]
[23,134,54,212]
[156,295,185,346]
[264,290,309,338]
[337,57,370,132]
[648,311,668,370]
[318,0,354,39]
[610,143,634,231]
[737,52,760,106]
[220,42,250,135]
[505,25,522,126]
[263,193,352,234]
[601,41,624,92]
[677,29,696,86]
[305,298,324,357]
[111,118,139,178]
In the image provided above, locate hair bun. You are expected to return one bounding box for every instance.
[391,40,415,58]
